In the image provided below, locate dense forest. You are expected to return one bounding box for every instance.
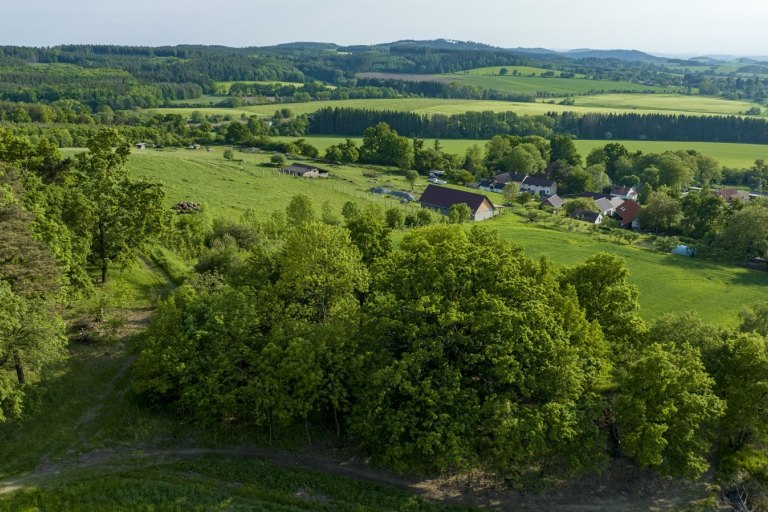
[309,107,768,143]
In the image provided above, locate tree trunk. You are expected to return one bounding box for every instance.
[99,220,108,283]
[14,355,25,385]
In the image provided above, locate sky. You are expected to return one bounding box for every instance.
[3,0,768,56]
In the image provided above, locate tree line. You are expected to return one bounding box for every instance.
[308,107,768,144]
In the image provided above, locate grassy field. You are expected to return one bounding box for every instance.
[169,94,222,106]
[572,93,759,115]
[457,65,587,78]
[446,74,675,96]
[485,212,768,325]
[360,69,676,95]
[151,94,760,121]
[124,147,418,219]
[215,80,306,93]
[119,148,768,325]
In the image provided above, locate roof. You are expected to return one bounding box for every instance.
[570,209,602,223]
[611,186,635,196]
[715,188,751,202]
[522,174,556,187]
[595,197,615,213]
[283,163,328,175]
[572,192,611,200]
[615,200,642,225]
[419,185,492,214]
[494,172,526,184]
[540,194,564,208]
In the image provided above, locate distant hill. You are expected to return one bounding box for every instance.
[386,39,497,50]
[565,48,666,63]
[272,42,339,50]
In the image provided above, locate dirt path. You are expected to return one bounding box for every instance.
[0,442,718,511]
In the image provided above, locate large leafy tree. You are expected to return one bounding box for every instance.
[359,122,414,169]
[0,169,67,418]
[549,134,582,166]
[135,222,369,437]
[614,342,724,477]
[559,252,645,349]
[74,129,169,283]
[353,225,608,475]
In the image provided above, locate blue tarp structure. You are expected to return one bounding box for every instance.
[671,244,696,257]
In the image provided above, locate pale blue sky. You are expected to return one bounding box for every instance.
[3,0,768,55]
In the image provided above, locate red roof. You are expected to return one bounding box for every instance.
[614,199,641,225]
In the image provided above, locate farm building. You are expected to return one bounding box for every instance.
[488,172,557,197]
[369,187,417,201]
[715,188,751,203]
[540,194,564,209]
[614,199,642,228]
[596,196,623,216]
[478,179,505,194]
[570,209,603,224]
[135,142,146,150]
[520,174,557,197]
[611,186,638,201]
[282,163,330,178]
[419,185,497,221]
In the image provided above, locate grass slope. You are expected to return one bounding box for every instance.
[125,148,408,219]
[121,148,768,325]
[486,213,768,325]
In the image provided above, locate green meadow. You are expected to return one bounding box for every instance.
[152,93,761,121]
[215,80,306,92]
[456,65,587,78]
[571,93,759,115]
[121,148,768,326]
[445,73,675,96]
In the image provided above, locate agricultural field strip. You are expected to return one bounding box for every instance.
[151,94,758,121]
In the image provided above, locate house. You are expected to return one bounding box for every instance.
[135,142,146,150]
[614,199,642,228]
[282,163,330,178]
[611,186,638,201]
[595,196,623,216]
[540,194,564,209]
[520,174,557,197]
[492,172,557,197]
[715,188,751,203]
[570,209,603,224]
[494,172,526,185]
[419,185,497,221]
[478,179,505,194]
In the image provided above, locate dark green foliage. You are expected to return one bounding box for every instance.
[559,252,645,348]
[614,342,724,477]
[352,225,608,475]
